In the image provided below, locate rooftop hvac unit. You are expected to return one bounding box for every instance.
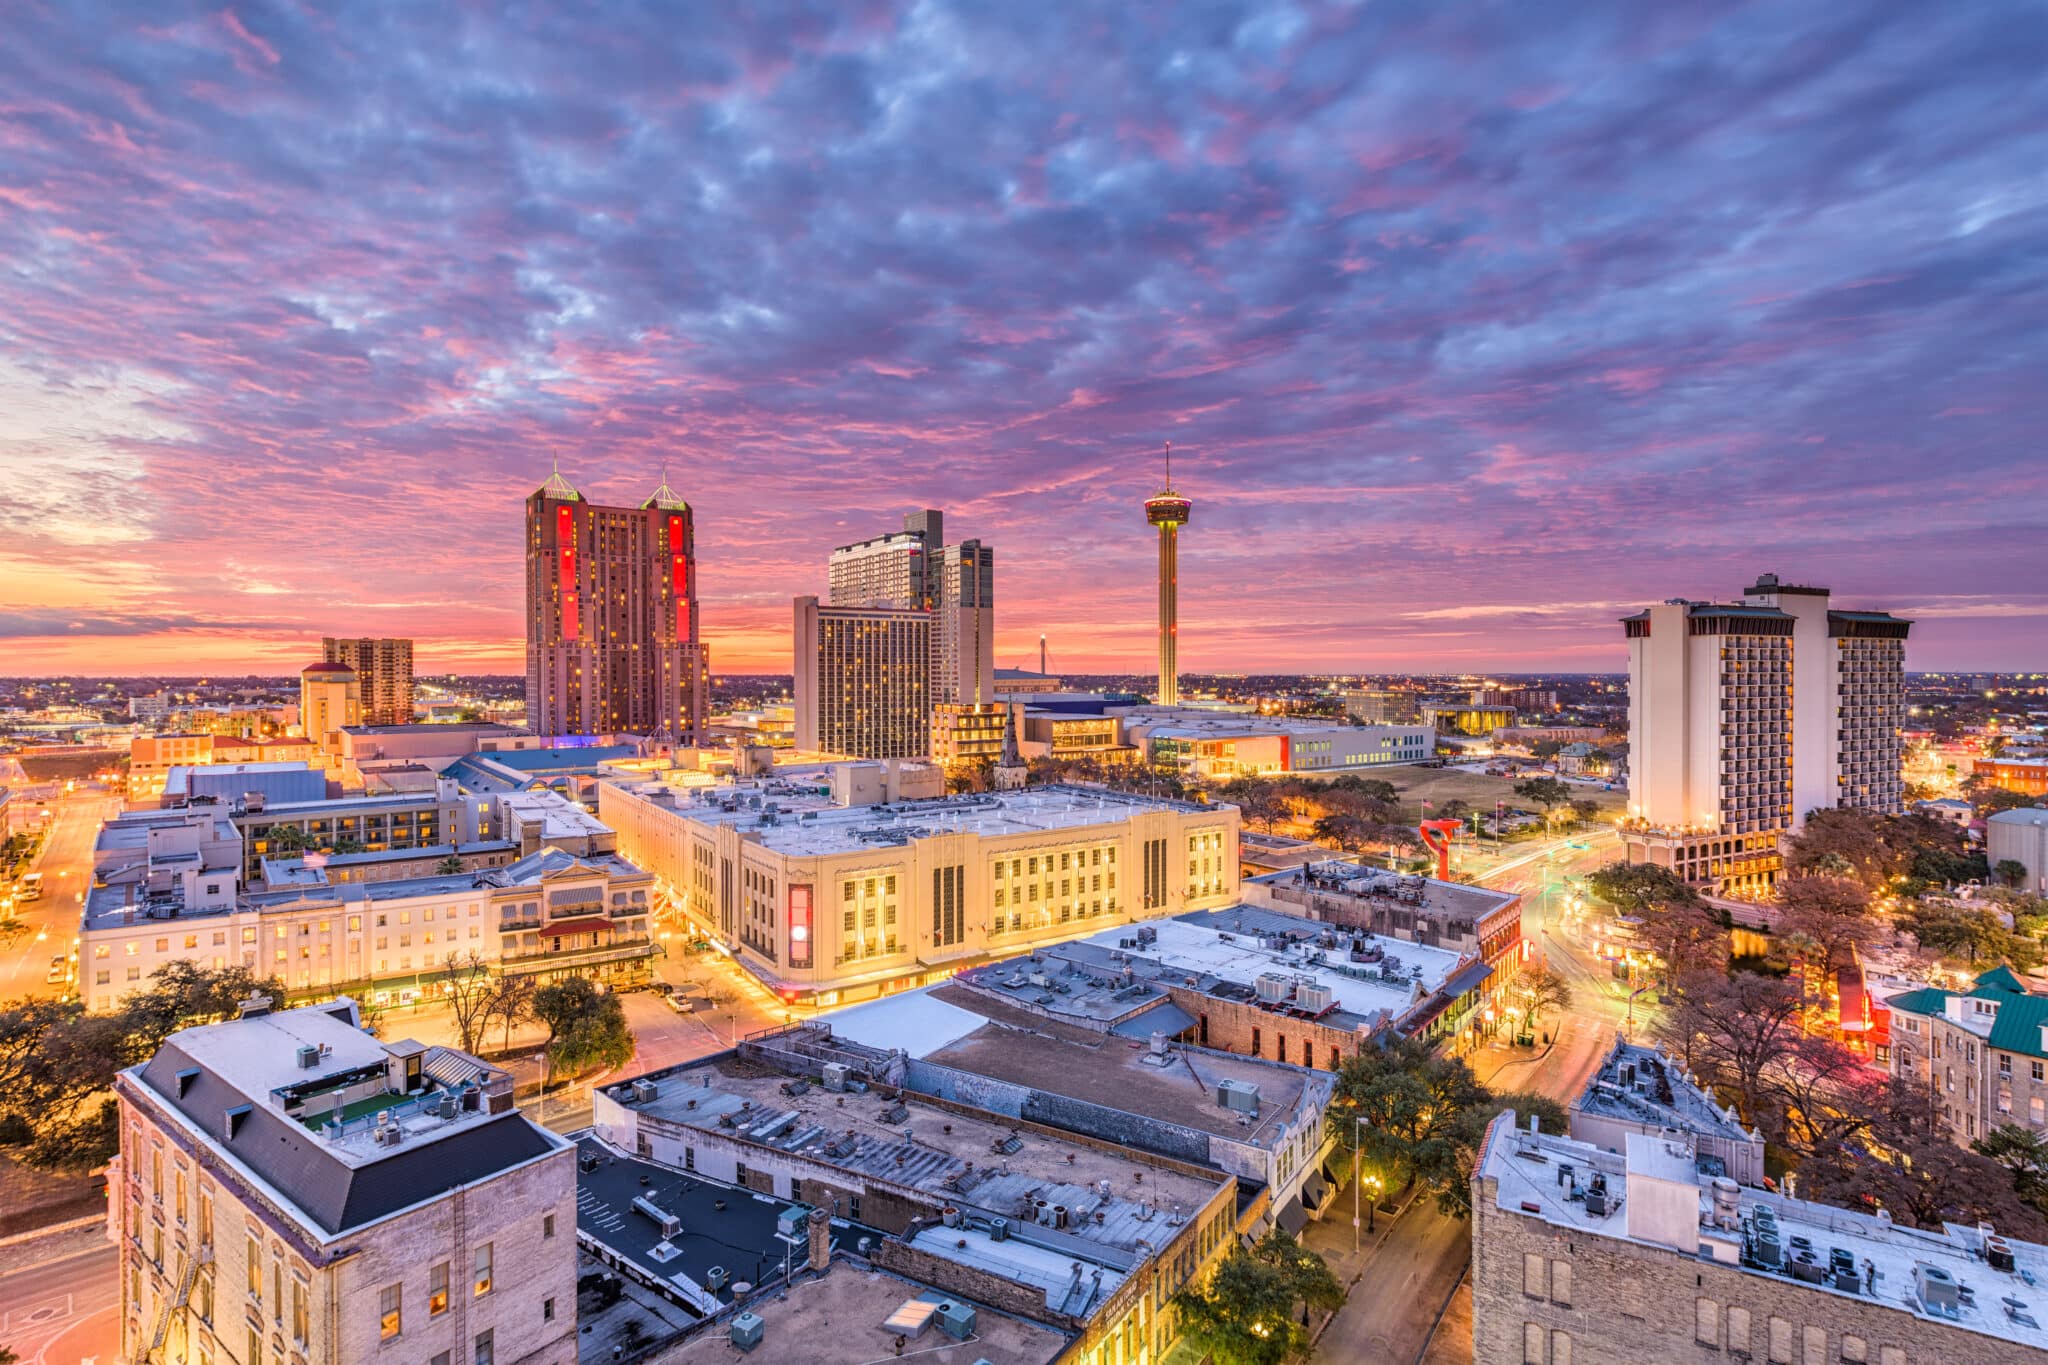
[822,1062,850,1091]
[730,1310,765,1353]
[632,1079,659,1103]
[1295,981,1334,1013]
[705,1266,729,1292]
[936,1301,978,1340]
[296,1044,321,1070]
[437,1092,458,1120]
[632,1196,681,1239]
[1710,1178,1740,1230]
[1254,972,1291,1005]
[989,1218,1008,1242]
[376,1124,403,1149]
[777,1205,810,1240]
[1216,1079,1262,1114]
[1916,1264,1961,1314]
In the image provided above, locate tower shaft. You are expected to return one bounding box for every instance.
[1158,524,1178,705]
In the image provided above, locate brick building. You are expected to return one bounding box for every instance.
[1474,1112,2048,1365]
[1886,966,2048,1147]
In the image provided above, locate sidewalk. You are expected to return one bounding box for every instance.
[1300,1170,1415,1340]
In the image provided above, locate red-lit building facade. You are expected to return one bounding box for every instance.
[525,468,709,743]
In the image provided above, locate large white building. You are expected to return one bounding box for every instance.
[114,999,577,1365]
[827,507,995,709]
[1988,807,2048,894]
[1621,575,1911,894]
[598,778,1241,1006]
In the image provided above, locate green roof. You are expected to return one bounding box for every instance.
[1975,965,2029,995]
[1986,993,2048,1059]
[1885,987,1948,1018]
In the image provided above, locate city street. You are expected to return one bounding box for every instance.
[0,1227,120,1365]
[0,787,121,1001]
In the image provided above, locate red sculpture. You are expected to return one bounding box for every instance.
[1418,819,1462,881]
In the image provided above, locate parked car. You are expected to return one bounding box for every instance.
[663,993,696,1014]
[46,954,67,984]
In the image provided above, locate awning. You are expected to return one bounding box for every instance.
[1442,959,1494,998]
[1110,1000,1198,1040]
[538,917,613,938]
[1301,1170,1330,1211]
[1321,1154,1349,1187]
[1275,1196,1308,1237]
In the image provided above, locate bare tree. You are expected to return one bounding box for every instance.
[1655,969,1804,1129]
[487,974,538,1053]
[436,951,496,1055]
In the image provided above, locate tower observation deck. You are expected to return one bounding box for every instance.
[1144,442,1192,706]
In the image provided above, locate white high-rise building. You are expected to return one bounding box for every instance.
[1621,574,1910,895]
[827,508,994,710]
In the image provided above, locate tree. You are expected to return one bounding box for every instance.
[1996,859,2032,890]
[1971,784,2041,817]
[331,838,367,855]
[532,977,634,1081]
[1530,740,1564,761]
[1173,1228,1342,1365]
[1329,1036,1493,1216]
[1976,1124,2048,1212]
[488,974,538,1052]
[1567,798,1601,828]
[1585,862,1700,915]
[1800,1078,2046,1237]
[1517,965,1572,1032]
[1655,969,1805,1132]
[437,952,497,1055]
[1514,778,1573,820]
[1784,809,1905,891]
[1899,903,2042,971]
[1219,781,1289,834]
[436,854,467,876]
[1486,1090,1569,1137]
[1311,814,1369,852]
[1774,875,1880,981]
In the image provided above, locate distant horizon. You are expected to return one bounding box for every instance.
[6,666,2042,684]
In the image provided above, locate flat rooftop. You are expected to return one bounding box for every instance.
[574,1137,875,1315]
[952,905,1462,1035]
[616,1052,1220,1267]
[1482,1116,2048,1352]
[671,1261,1070,1364]
[1249,860,1520,925]
[1573,1039,1756,1147]
[498,789,613,838]
[612,783,1220,857]
[822,982,1321,1152]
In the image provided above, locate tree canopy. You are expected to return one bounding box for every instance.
[1172,1228,1342,1365]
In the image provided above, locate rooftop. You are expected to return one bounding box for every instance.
[499,788,613,839]
[127,1000,558,1239]
[609,782,1220,858]
[1248,860,1520,927]
[574,1136,875,1315]
[611,1051,1221,1263]
[1571,1039,1757,1148]
[340,721,527,737]
[821,981,1324,1152]
[1481,1114,2048,1350]
[672,1260,1070,1364]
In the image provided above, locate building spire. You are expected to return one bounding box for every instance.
[540,452,580,501]
[647,459,689,511]
[1163,440,1172,494]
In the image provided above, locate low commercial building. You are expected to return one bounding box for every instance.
[594,1022,1253,1363]
[113,999,577,1365]
[1119,711,1434,777]
[1237,831,1327,877]
[236,786,477,884]
[1244,862,1524,1045]
[162,761,327,809]
[598,779,1239,1006]
[1473,1112,2048,1365]
[1886,966,2048,1147]
[1980,758,2048,799]
[439,743,641,797]
[261,842,519,887]
[85,830,655,1009]
[129,734,319,802]
[930,701,1009,772]
[1341,689,1421,724]
[1569,1038,1765,1187]
[1013,709,1141,767]
[1988,807,2048,893]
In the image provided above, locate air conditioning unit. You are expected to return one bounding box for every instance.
[705,1266,730,1292]
[1295,981,1334,1013]
[1254,972,1291,1005]
[936,1301,978,1340]
[1216,1079,1262,1114]
[730,1311,765,1352]
[296,1044,320,1070]
[822,1062,850,1092]
[632,1079,659,1103]
[989,1219,1009,1242]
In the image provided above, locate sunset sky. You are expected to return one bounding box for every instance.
[3,2,2044,678]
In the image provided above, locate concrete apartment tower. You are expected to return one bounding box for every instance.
[113,998,577,1365]
[320,637,414,725]
[1621,574,1910,895]
[1145,443,1192,706]
[792,595,932,758]
[524,463,709,743]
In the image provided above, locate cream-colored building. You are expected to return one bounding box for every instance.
[113,999,576,1365]
[598,779,1241,1006]
[321,637,414,726]
[1621,576,1910,896]
[299,663,362,766]
[85,835,655,1010]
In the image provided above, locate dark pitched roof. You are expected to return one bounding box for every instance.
[136,1045,556,1236]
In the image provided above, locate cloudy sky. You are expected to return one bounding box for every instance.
[3,1,2043,677]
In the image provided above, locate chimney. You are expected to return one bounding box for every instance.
[807,1206,831,1272]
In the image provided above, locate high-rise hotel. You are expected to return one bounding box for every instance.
[524,466,709,743]
[1622,573,1910,895]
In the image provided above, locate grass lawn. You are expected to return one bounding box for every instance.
[1295,765,1629,819]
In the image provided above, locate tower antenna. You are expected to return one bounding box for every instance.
[1164,440,1171,491]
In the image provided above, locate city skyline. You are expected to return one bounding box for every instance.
[5,2,2046,677]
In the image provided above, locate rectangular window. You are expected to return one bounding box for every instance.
[1550,1259,1571,1307]
[430,1261,449,1315]
[475,1329,495,1365]
[1523,1322,1546,1365]
[544,1212,556,1239]
[1522,1252,1546,1298]
[544,1296,556,1322]
[1695,1298,1719,1346]
[1550,1331,1571,1365]
[292,1278,308,1344]
[474,1242,494,1297]
[1802,1326,1826,1365]
[1768,1315,1792,1363]
[248,1327,262,1365]
[1727,1307,1750,1355]
[379,1283,401,1339]
[246,1235,262,1301]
